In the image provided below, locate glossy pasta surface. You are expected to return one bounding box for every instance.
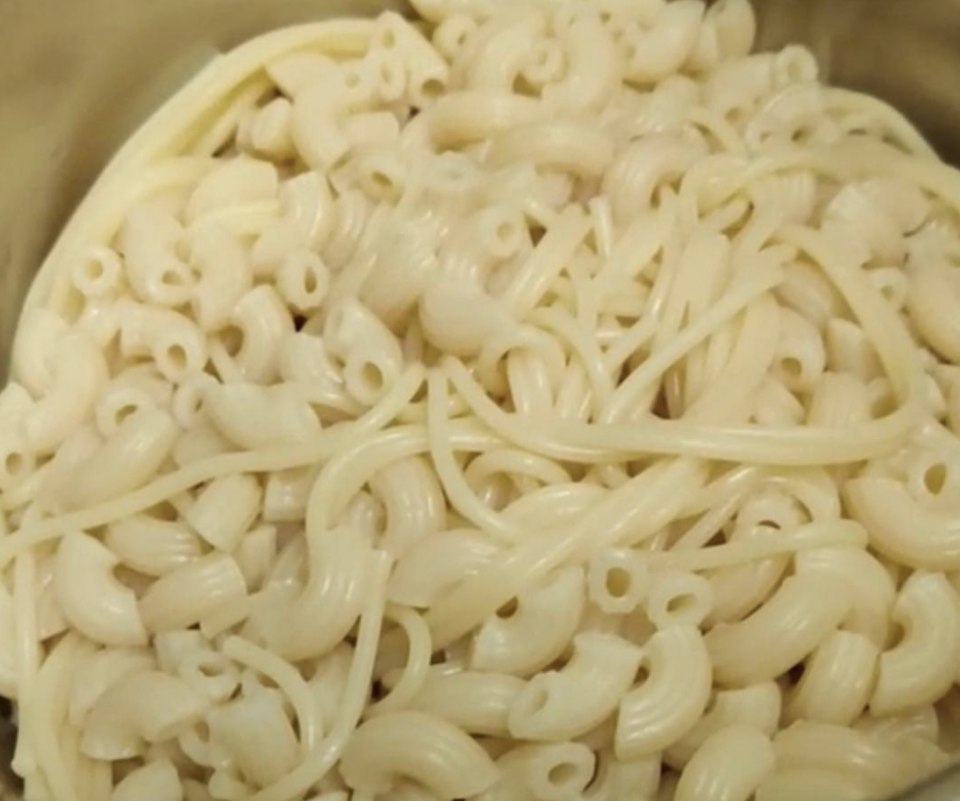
[4,1,960,799]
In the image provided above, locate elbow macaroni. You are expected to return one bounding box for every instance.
[8,1,960,799]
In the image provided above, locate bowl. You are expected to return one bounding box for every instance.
[2,0,960,798]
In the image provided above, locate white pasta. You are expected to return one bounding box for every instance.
[674,725,775,801]
[53,532,147,647]
[508,632,642,741]
[616,626,712,759]
[112,759,182,801]
[6,2,960,800]
[339,712,498,797]
[184,474,262,552]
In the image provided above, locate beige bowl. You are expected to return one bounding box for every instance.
[1,0,960,798]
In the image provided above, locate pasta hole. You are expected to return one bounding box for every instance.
[360,362,385,393]
[780,356,803,380]
[666,593,697,616]
[496,598,519,619]
[924,463,948,496]
[604,567,633,599]
[495,221,517,245]
[166,344,188,371]
[3,451,25,479]
[417,78,445,103]
[197,660,228,679]
[370,170,394,194]
[115,403,139,426]
[887,621,907,650]
[547,762,578,787]
[222,326,244,357]
[161,268,188,287]
[82,259,105,281]
[634,662,650,686]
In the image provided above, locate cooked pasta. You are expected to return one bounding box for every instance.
[3,1,960,799]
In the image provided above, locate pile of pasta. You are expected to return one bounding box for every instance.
[4,0,960,799]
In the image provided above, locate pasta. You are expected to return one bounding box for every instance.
[4,0,960,798]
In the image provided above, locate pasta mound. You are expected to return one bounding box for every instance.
[2,0,960,799]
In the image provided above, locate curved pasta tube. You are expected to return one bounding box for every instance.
[785,630,878,726]
[823,183,905,266]
[870,571,960,716]
[845,476,960,569]
[584,752,661,801]
[409,668,524,737]
[543,7,619,113]
[825,318,883,382]
[464,9,545,92]
[487,123,614,179]
[0,383,37,491]
[794,546,895,647]
[339,711,499,798]
[615,626,712,759]
[80,671,207,761]
[229,285,295,383]
[324,298,405,405]
[119,303,208,382]
[420,279,514,358]
[185,158,279,224]
[276,248,330,315]
[773,721,949,795]
[587,548,649,615]
[21,333,108,455]
[369,456,447,557]
[705,573,850,686]
[12,307,69,397]
[290,57,364,171]
[602,134,701,222]
[855,704,940,745]
[253,171,336,275]
[254,526,374,660]
[52,407,178,512]
[118,205,195,307]
[509,632,642,741]
[110,759,183,801]
[388,528,500,607]
[204,381,321,450]
[908,265,960,365]
[771,307,826,393]
[210,690,299,789]
[105,515,204,577]
[139,553,247,633]
[111,760,182,801]
[471,566,585,676]
[645,570,713,629]
[621,0,704,84]
[156,630,240,703]
[425,90,542,148]
[53,531,147,647]
[184,473,262,552]
[360,218,440,333]
[665,681,781,769]
[807,372,873,428]
[674,725,775,801]
[486,742,595,801]
[189,223,253,331]
[755,767,873,801]
[68,647,155,727]
[372,11,448,108]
